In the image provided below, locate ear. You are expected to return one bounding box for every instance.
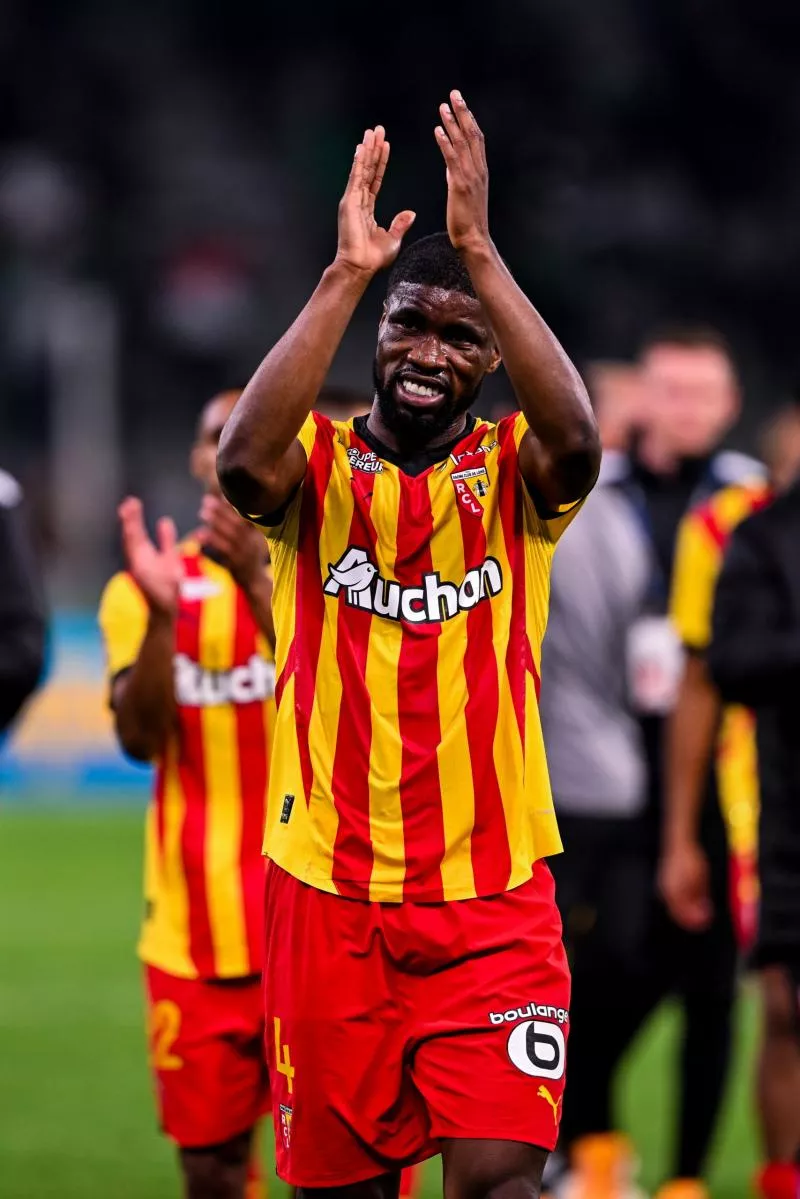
[189,445,203,482]
[486,345,502,375]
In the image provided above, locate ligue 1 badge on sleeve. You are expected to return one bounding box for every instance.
[279,1104,293,1149]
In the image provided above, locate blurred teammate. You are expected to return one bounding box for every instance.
[218,92,600,1199]
[707,404,800,1199]
[544,327,762,1196]
[0,468,46,742]
[99,392,275,1199]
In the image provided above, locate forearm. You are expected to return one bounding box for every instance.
[460,241,599,500]
[663,656,720,848]
[114,614,177,760]
[242,574,275,649]
[217,261,371,510]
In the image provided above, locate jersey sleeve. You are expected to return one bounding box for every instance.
[246,411,329,531]
[98,572,149,679]
[670,505,720,651]
[509,410,588,543]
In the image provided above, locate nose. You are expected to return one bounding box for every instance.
[408,334,446,370]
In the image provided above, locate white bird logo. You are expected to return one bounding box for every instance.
[328,560,377,591]
[323,548,378,597]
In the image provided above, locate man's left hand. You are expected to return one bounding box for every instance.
[198,495,268,592]
[435,90,490,254]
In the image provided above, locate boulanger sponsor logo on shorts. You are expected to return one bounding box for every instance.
[489,1003,570,1026]
[323,546,504,624]
[489,1002,568,1081]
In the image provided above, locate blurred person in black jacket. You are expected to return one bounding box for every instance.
[547,326,762,1197]
[709,414,800,1199]
[0,469,46,741]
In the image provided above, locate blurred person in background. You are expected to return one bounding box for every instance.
[584,361,644,457]
[314,384,371,421]
[707,402,800,1199]
[542,327,762,1198]
[98,391,276,1199]
[660,405,800,1199]
[0,468,46,743]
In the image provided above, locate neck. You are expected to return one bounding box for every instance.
[366,399,468,455]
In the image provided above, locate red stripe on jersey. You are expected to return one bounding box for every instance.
[294,416,336,806]
[274,645,293,709]
[233,586,266,973]
[697,505,726,551]
[176,552,216,977]
[395,471,446,902]
[455,458,513,896]
[330,434,379,897]
[497,420,531,735]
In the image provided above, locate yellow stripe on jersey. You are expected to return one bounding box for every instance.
[198,557,249,978]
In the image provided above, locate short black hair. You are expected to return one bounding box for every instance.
[638,323,733,361]
[387,232,477,299]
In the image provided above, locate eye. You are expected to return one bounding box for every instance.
[447,327,481,350]
[391,310,423,333]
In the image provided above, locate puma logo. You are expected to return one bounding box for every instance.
[537,1084,562,1125]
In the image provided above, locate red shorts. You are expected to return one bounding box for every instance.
[263,860,570,1187]
[144,965,269,1149]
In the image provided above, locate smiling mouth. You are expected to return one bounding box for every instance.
[395,376,449,408]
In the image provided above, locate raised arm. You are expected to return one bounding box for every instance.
[435,91,600,509]
[217,126,416,519]
[109,499,181,761]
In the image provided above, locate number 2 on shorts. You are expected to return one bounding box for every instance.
[273,1016,295,1093]
[150,1000,184,1071]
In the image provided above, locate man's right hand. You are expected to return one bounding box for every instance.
[118,496,182,620]
[334,125,416,278]
[658,838,714,931]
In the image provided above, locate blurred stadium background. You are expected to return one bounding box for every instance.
[2,1,799,1195]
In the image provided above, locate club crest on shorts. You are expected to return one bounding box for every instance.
[279,1103,293,1149]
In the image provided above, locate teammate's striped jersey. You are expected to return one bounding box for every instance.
[670,481,771,875]
[98,543,275,979]
[257,410,582,904]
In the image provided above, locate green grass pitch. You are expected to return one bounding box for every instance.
[0,807,759,1197]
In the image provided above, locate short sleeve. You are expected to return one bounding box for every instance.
[246,412,325,529]
[98,572,149,678]
[670,508,719,650]
[509,410,588,544]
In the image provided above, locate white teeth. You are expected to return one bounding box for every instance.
[403,380,442,398]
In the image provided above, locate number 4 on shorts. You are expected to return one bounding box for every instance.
[273,1017,295,1094]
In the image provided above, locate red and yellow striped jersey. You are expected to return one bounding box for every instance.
[261,410,581,903]
[670,482,771,862]
[98,542,276,979]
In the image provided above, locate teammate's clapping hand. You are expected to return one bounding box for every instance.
[334,126,416,278]
[198,494,268,592]
[435,90,490,253]
[118,496,182,620]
